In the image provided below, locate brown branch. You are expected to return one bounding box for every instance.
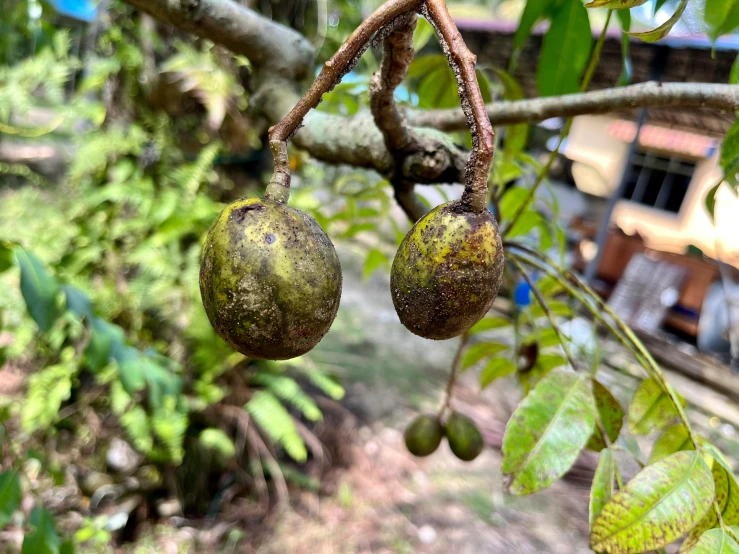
[422,0,494,213]
[438,331,469,418]
[368,12,425,222]
[409,82,739,131]
[265,0,424,202]
[120,0,739,202]
[369,12,418,153]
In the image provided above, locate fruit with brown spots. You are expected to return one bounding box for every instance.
[391,200,504,340]
[404,414,444,457]
[199,197,342,360]
[446,412,484,462]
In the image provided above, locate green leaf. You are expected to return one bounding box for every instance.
[616,10,632,86]
[417,66,458,109]
[584,0,648,8]
[537,0,592,96]
[480,357,516,388]
[706,0,739,42]
[115,347,147,396]
[84,317,124,372]
[0,242,14,273]
[468,316,511,334]
[499,187,530,221]
[630,0,687,42]
[62,285,93,320]
[199,428,236,458]
[406,54,448,78]
[682,463,739,551]
[502,369,596,495]
[413,18,435,52]
[461,342,509,370]
[507,210,545,238]
[15,247,63,332]
[687,528,739,554]
[590,448,618,527]
[513,0,556,49]
[705,183,721,223]
[22,506,61,554]
[0,470,21,529]
[363,249,388,280]
[730,55,739,85]
[494,69,528,158]
[628,377,684,436]
[587,380,624,452]
[721,121,739,182]
[590,451,714,554]
[649,424,693,465]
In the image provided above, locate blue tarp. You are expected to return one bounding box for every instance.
[49,0,97,23]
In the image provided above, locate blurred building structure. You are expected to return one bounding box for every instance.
[459,20,738,352]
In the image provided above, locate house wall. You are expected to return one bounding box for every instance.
[565,115,739,264]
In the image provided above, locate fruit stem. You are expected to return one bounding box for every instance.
[265,139,290,203]
[422,0,494,213]
[266,0,424,202]
[438,331,469,418]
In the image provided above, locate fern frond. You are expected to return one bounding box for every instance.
[251,372,322,422]
[245,391,307,463]
[21,362,75,432]
[120,406,154,452]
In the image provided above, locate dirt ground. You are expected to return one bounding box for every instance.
[251,243,594,554]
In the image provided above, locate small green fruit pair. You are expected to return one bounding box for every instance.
[404,412,484,462]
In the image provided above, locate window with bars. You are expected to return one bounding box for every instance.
[621,151,695,214]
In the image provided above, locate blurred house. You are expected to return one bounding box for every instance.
[459,21,738,349]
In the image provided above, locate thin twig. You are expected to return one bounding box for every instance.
[502,10,613,235]
[438,331,469,418]
[368,11,426,222]
[510,257,613,451]
[265,0,424,202]
[506,242,701,449]
[422,0,494,213]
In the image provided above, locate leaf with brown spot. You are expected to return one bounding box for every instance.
[502,369,596,495]
[629,0,688,42]
[591,448,619,527]
[585,0,649,8]
[649,424,694,465]
[686,527,739,553]
[681,463,739,551]
[590,451,714,554]
[587,380,624,452]
[628,378,685,436]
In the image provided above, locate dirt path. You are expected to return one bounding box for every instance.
[257,245,594,553]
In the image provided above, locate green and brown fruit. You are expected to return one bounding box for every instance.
[199,197,342,360]
[391,200,504,340]
[404,414,444,457]
[446,412,484,462]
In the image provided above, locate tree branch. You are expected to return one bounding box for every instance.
[408,82,739,131]
[369,12,418,153]
[265,0,423,202]
[123,0,314,81]
[121,0,739,197]
[368,12,426,222]
[423,0,494,213]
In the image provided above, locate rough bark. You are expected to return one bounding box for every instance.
[409,82,739,131]
[120,0,739,197]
